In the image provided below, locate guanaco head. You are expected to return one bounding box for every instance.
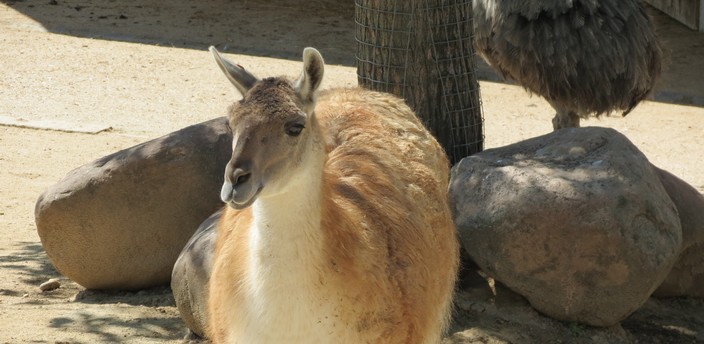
[210,46,325,209]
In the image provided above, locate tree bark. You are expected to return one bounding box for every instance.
[355,0,484,164]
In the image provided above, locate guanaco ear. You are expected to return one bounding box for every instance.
[294,47,324,103]
[209,46,258,96]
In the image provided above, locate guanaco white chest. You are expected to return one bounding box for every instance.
[228,173,349,343]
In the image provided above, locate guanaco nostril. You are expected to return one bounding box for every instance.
[235,173,250,186]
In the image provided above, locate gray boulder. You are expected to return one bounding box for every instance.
[652,166,704,298]
[172,209,219,339]
[450,127,682,326]
[35,117,232,290]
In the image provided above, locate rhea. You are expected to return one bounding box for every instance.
[473,0,663,130]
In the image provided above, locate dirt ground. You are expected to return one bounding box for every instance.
[0,0,703,343]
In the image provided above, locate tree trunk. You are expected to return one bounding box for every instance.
[355,0,483,164]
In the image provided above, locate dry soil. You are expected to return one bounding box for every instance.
[1,1,703,343]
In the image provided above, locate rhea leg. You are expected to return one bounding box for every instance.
[551,107,581,130]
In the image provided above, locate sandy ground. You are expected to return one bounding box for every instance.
[0,0,703,343]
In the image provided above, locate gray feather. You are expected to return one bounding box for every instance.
[474,0,663,117]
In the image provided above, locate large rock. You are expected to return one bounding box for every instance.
[171,209,219,338]
[35,117,232,290]
[652,166,704,298]
[450,127,682,326]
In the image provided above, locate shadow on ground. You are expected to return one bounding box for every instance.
[449,264,704,344]
[49,311,184,343]
[2,0,356,65]
[73,286,176,307]
[446,250,704,344]
[3,0,703,107]
[0,241,59,285]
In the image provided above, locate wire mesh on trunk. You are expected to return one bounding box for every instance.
[355,0,484,164]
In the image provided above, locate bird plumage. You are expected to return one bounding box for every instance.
[474,0,663,129]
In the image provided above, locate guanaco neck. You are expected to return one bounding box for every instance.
[248,124,327,278]
[238,124,337,338]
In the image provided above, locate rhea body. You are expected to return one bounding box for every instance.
[207,47,459,344]
[473,0,663,129]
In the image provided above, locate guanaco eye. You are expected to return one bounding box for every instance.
[286,123,305,137]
